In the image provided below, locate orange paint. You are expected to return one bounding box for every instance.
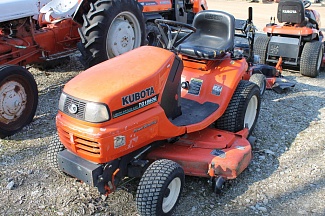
[57,46,249,164]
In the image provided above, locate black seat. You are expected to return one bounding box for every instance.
[177,10,235,60]
[277,0,305,24]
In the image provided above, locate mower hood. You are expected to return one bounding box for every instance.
[63,46,176,112]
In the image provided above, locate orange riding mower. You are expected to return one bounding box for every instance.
[233,8,295,94]
[49,9,263,215]
[254,0,324,78]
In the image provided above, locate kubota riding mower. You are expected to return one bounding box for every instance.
[254,0,324,78]
[48,9,261,215]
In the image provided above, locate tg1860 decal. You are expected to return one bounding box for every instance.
[113,94,159,118]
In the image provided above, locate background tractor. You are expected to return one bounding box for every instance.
[0,0,80,138]
[0,0,207,138]
[74,0,208,68]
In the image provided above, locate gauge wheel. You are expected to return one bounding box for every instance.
[249,73,266,96]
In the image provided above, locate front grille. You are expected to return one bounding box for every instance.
[75,137,100,155]
[63,96,86,120]
[58,128,101,157]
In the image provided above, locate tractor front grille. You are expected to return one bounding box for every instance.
[58,128,101,157]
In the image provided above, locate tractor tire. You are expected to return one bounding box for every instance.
[215,80,261,135]
[146,22,161,47]
[47,133,66,175]
[249,73,266,96]
[136,159,184,216]
[0,65,38,138]
[300,40,323,78]
[79,0,146,68]
[254,35,270,64]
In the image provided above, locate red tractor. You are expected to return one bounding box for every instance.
[0,0,207,138]
[74,0,208,68]
[0,0,80,138]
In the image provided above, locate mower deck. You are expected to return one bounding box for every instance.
[146,127,252,179]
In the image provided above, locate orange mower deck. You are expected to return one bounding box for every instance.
[146,128,252,179]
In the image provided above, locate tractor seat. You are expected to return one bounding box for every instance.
[277,0,305,24]
[177,10,235,60]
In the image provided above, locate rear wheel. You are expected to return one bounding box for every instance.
[300,40,323,77]
[136,159,184,216]
[78,0,145,68]
[215,80,261,135]
[254,35,270,64]
[0,65,38,138]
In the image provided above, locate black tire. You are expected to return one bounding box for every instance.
[300,40,323,77]
[136,159,184,216]
[215,80,261,135]
[254,35,270,64]
[79,0,146,68]
[47,133,66,175]
[0,65,38,138]
[249,73,266,96]
[146,22,161,47]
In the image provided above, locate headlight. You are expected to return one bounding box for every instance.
[59,92,110,123]
[84,102,110,123]
[58,93,67,111]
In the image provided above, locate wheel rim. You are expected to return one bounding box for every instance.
[106,12,142,57]
[162,177,181,213]
[0,80,27,124]
[244,95,258,130]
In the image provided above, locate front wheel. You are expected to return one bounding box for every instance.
[136,159,184,216]
[0,65,38,138]
[47,133,66,175]
[215,80,261,135]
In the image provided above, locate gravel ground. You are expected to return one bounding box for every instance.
[1,1,325,215]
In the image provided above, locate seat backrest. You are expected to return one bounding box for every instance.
[177,10,235,60]
[277,0,305,24]
[192,10,235,45]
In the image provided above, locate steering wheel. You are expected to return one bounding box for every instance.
[303,0,311,8]
[154,19,196,50]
